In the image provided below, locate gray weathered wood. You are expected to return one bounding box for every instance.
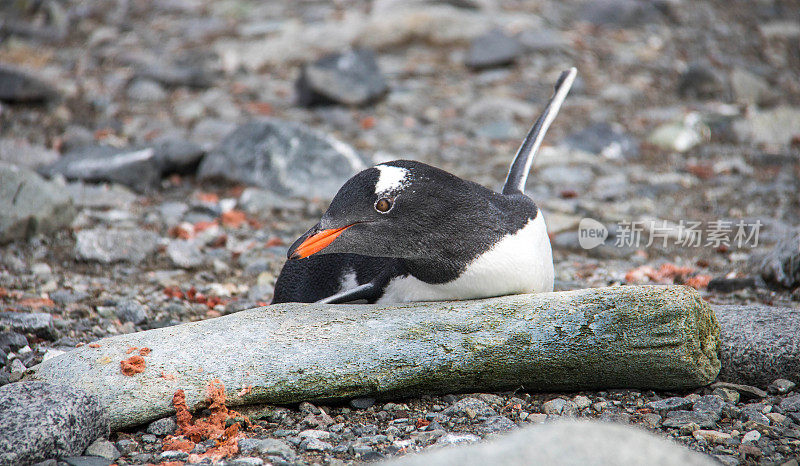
[31,285,720,430]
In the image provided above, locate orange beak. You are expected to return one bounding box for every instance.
[290,225,353,259]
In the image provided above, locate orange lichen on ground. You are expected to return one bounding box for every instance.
[625,263,697,285]
[126,346,138,354]
[220,210,247,228]
[160,371,176,380]
[120,355,146,376]
[139,347,152,356]
[685,275,712,289]
[164,380,246,461]
[16,297,55,309]
[88,343,100,348]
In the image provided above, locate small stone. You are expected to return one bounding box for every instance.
[780,393,800,412]
[578,0,662,27]
[141,434,157,444]
[710,382,768,400]
[237,438,295,460]
[734,105,800,146]
[411,429,445,444]
[712,387,740,404]
[475,393,504,405]
[641,413,662,428]
[115,300,148,325]
[1,162,76,245]
[648,121,705,152]
[662,410,717,429]
[0,312,55,339]
[303,438,333,452]
[62,456,112,466]
[679,422,701,435]
[40,146,161,192]
[573,395,592,410]
[299,429,331,440]
[127,79,167,102]
[0,138,59,169]
[198,119,368,199]
[692,429,732,444]
[146,417,177,436]
[84,439,120,461]
[296,49,388,106]
[527,413,548,424]
[0,64,58,103]
[766,412,787,425]
[678,64,724,99]
[159,450,189,461]
[75,228,159,264]
[0,331,28,353]
[443,397,497,418]
[465,29,523,70]
[730,68,770,105]
[542,398,577,416]
[742,430,761,443]
[226,458,265,466]
[115,439,137,456]
[768,378,796,395]
[741,404,770,425]
[166,239,204,269]
[350,397,375,409]
[479,415,516,434]
[645,397,693,414]
[692,395,724,419]
[435,433,481,446]
[351,444,374,456]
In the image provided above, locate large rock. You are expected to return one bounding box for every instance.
[0,64,58,103]
[32,285,720,430]
[0,381,109,465]
[198,119,368,199]
[714,304,800,386]
[296,49,388,106]
[0,162,76,244]
[382,419,715,466]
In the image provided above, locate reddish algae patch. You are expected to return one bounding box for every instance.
[164,379,246,461]
[120,355,145,376]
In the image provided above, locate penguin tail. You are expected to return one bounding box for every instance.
[502,67,577,196]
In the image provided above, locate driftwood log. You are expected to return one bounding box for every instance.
[31,285,720,430]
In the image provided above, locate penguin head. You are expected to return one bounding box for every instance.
[287,160,498,262]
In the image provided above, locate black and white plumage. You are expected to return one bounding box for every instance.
[272,68,577,305]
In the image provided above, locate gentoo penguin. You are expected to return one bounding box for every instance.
[272,68,577,305]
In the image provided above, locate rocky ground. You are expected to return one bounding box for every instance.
[1,0,799,465]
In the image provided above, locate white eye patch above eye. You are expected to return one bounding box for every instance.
[374,165,410,194]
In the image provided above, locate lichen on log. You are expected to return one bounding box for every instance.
[31,285,720,430]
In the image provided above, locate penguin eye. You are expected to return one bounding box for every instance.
[375,198,393,213]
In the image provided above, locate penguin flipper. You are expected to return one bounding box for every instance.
[502,67,577,196]
[316,282,382,304]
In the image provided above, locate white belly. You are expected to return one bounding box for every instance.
[377,214,554,303]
